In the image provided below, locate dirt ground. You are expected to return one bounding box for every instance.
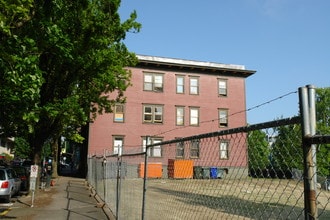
[101,178,330,219]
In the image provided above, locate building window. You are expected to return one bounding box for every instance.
[144,72,164,92]
[176,140,184,158]
[219,109,228,127]
[189,107,199,126]
[143,137,162,157]
[219,140,229,159]
[218,79,227,97]
[114,104,125,122]
[143,105,163,124]
[176,75,185,94]
[189,77,199,95]
[176,106,184,126]
[190,139,200,158]
[113,136,124,155]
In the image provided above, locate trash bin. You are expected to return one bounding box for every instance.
[193,166,203,179]
[41,176,47,189]
[217,168,224,179]
[325,178,330,191]
[210,167,218,179]
[202,167,210,179]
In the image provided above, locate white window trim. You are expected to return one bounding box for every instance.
[218,79,228,97]
[189,76,199,95]
[189,107,199,126]
[143,137,163,157]
[220,140,229,159]
[113,136,124,156]
[114,104,125,123]
[144,72,164,92]
[143,105,163,124]
[219,109,228,127]
[176,106,185,126]
[176,75,185,94]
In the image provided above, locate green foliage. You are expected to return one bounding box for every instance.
[271,124,303,170]
[1,0,141,164]
[248,88,330,177]
[271,88,330,176]
[316,87,330,133]
[248,130,270,171]
[14,137,32,159]
[0,0,34,35]
[315,87,330,176]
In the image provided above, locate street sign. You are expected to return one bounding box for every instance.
[30,165,38,178]
[30,177,36,191]
[30,177,37,207]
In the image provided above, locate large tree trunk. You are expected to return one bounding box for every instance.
[29,135,45,195]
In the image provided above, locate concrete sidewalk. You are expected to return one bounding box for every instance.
[1,176,113,220]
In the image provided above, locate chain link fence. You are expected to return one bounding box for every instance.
[87,86,329,219]
[87,116,329,219]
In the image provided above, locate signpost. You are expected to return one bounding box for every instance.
[29,165,38,207]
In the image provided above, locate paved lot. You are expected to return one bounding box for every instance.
[0,176,112,220]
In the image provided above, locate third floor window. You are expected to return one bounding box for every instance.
[144,72,164,92]
[176,75,185,94]
[218,79,227,97]
[189,76,199,95]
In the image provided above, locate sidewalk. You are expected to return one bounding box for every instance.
[1,176,113,220]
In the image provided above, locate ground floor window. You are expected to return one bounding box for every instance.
[142,137,163,157]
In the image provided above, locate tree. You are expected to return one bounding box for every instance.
[0,0,141,173]
[247,129,270,177]
[1,0,43,138]
[272,87,330,177]
[271,124,303,172]
[13,137,32,160]
[315,87,330,176]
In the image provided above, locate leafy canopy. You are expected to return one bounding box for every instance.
[0,0,141,162]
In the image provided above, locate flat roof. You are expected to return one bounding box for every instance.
[136,54,256,77]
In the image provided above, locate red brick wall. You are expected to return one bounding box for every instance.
[88,66,248,167]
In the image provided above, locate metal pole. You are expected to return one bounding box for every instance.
[142,136,149,220]
[307,85,318,218]
[299,86,317,220]
[103,151,107,203]
[116,156,121,220]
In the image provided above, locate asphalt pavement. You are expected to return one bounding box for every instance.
[0,175,113,220]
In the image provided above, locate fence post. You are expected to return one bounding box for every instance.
[116,155,122,220]
[142,136,149,220]
[299,85,318,219]
[103,156,107,203]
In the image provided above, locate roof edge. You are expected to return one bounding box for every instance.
[136,54,249,71]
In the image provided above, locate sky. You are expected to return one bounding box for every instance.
[119,0,330,124]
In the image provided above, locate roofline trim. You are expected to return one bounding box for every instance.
[136,54,248,71]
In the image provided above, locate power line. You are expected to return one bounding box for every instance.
[153,90,298,136]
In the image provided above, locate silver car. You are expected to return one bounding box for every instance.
[0,167,22,203]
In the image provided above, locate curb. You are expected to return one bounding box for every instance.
[88,181,116,220]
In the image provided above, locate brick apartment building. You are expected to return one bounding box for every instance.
[88,55,255,177]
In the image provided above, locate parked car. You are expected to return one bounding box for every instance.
[11,166,30,192]
[0,167,22,203]
[22,159,33,173]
